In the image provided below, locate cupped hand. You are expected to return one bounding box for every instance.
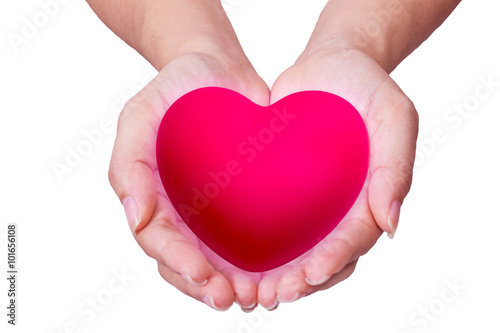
[109,52,270,311]
[257,47,419,309]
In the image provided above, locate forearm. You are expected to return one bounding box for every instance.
[303,0,461,72]
[86,0,244,70]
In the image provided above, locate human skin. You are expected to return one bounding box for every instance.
[86,0,460,312]
[257,0,461,308]
[87,0,270,312]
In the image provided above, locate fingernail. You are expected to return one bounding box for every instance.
[387,200,402,239]
[236,298,257,310]
[123,197,140,234]
[181,273,208,286]
[264,298,279,311]
[277,292,305,304]
[241,302,257,313]
[305,274,329,286]
[242,307,255,313]
[202,295,223,311]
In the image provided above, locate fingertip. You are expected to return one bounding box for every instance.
[277,292,306,304]
[257,274,280,310]
[305,274,329,286]
[236,296,258,312]
[201,294,233,311]
[182,273,208,286]
[201,272,235,311]
[260,294,279,311]
[123,196,140,234]
[234,285,257,310]
[276,269,308,303]
[387,200,401,239]
[201,295,221,311]
[302,238,350,281]
[264,298,279,311]
[368,169,406,236]
[182,253,211,286]
[216,293,235,311]
[133,215,151,235]
[112,162,157,235]
[221,268,259,310]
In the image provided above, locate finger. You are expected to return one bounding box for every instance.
[200,246,260,312]
[258,249,315,309]
[135,194,212,286]
[157,262,235,311]
[307,259,359,294]
[111,54,270,234]
[200,250,258,311]
[275,266,308,304]
[108,58,225,234]
[276,258,360,304]
[258,265,294,310]
[109,86,164,233]
[366,84,419,238]
[224,269,258,312]
[302,191,382,285]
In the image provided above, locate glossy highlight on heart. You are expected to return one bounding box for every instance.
[156,87,369,272]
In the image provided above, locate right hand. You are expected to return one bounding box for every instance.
[109,52,270,311]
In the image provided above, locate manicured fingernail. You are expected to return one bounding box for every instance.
[123,197,140,234]
[387,200,402,239]
[305,274,329,286]
[241,302,257,313]
[241,307,254,313]
[202,295,222,311]
[236,298,257,310]
[181,273,208,286]
[277,292,304,303]
[264,298,279,311]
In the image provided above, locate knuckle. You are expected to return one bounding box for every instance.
[119,95,159,129]
[107,163,126,197]
[117,100,134,125]
[386,93,416,118]
[107,165,118,187]
[373,161,415,197]
[395,95,419,129]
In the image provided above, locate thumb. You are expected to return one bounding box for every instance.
[108,90,162,234]
[367,93,419,239]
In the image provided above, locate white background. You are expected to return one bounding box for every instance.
[1,0,499,332]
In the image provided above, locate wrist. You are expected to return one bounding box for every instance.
[136,0,249,71]
[297,0,413,72]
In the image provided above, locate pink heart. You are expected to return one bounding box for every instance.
[156,87,369,272]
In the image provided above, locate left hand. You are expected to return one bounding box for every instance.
[257,46,419,309]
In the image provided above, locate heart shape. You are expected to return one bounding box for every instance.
[156,87,369,272]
